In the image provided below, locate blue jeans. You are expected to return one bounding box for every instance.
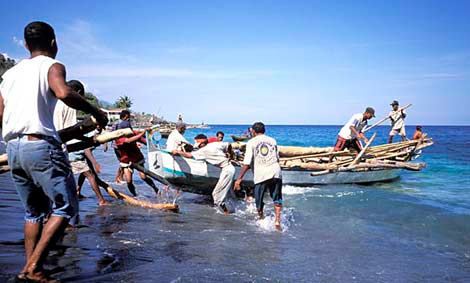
[7,136,78,223]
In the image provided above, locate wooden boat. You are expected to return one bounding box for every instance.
[231,135,251,142]
[146,129,433,195]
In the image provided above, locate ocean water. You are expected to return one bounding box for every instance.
[1,125,469,282]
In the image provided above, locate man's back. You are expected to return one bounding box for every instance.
[0,55,60,142]
[191,141,230,167]
[244,134,281,184]
[166,129,188,151]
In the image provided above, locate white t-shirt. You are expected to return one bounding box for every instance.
[191,142,230,168]
[338,113,368,140]
[243,134,282,184]
[389,109,406,130]
[166,129,189,151]
[0,55,61,142]
[54,100,77,131]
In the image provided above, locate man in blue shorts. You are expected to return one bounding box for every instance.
[0,21,108,282]
[234,122,283,229]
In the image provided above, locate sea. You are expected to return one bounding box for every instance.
[0,125,469,282]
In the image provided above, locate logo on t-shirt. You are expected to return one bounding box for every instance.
[255,142,277,164]
[260,144,269,156]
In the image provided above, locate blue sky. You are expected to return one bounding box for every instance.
[1,0,469,125]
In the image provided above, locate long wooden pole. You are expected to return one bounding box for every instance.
[349,132,377,167]
[0,128,134,174]
[103,186,178,211]
[363,103,412,133]
[130,162,173,187]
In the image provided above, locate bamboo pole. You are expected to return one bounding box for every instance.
[103,186,178,211]
[0,165,10,174]
[66,128,134,152]
[0,128,135,174]
[310,161,426,176]
[349,133,377,166]
[0,154,7,165]
[282,161,338,170]
[130,162,173,187]
[278,145,333,157]
[363,104,412,133]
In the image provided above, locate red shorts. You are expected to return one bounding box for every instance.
[334,136,362,152]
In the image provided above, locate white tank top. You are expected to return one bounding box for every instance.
[0,55,61,142]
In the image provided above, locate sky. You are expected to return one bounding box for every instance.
[1,0,469,125]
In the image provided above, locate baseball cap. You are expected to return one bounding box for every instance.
[391,100,399,106]
[365,107,376,117]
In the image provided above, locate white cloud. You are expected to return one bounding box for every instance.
[12,36,24,48]
[72,64,277,79]
[58,19,136,62]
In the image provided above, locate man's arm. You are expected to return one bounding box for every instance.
[123,130,147,144]
[171,149,193,159]
[234,165,250,191]
[48,63,108,127]
[0,91,4,126]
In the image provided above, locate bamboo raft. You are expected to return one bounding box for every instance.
[232,137,433,176]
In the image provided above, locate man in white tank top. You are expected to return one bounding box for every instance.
[0,21,108,282]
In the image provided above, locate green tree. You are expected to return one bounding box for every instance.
[85,92,101,108]
[78,92,103,118]
[114,95,133,109]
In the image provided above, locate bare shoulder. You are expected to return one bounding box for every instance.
[48,62,66,76]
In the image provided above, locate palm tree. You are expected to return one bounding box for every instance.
[115,95,133,109]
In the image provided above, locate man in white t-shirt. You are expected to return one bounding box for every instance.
[333,107,375,152]
[54,80,109,206]
[388,100,407,143]
[171,134,235,214]
[166,122,190,151]
[0,21,108,282]
[234,122,283,229]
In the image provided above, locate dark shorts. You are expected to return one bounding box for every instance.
[333,136,362,152]
[254,178,283,210]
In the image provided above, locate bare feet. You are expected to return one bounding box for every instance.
[25,269,60,283]
[98,200,111,206]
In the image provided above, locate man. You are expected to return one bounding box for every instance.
[166,122,190,151]
[388,100,407,143]
[413,125,423,140]
[115,110,159,196]
[208,131,224,143]
[172,134,235,214]
[109,112,128,183]
[234,122,283,229]
[0,21,108,282]
[333,107,375,152]
[54,80,109,206]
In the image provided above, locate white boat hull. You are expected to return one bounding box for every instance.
[148,150,401,195]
